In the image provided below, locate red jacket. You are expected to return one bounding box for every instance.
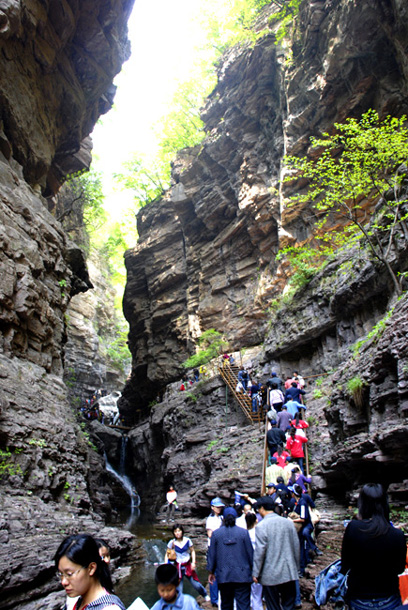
[286,434,307,458]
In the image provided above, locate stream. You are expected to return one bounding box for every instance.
[105,438,207,608]
[113,511,208,609]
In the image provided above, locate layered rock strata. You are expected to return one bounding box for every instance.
[63,251,128,403]
[123,0,408,414]
[0,1,136,607]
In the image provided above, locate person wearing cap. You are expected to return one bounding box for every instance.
[266,372,283,391]
[265,483,279,503]
[207,507,253,610]
[285,399,304,419]
[206,498,225,606]
[252,497,300,610]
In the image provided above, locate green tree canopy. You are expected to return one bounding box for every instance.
[282,109,408,294]
[114,1,299,213]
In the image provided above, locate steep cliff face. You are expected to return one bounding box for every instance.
[122,0,408,415]
[64,250,128,402]
[0,0,133,194]
[0,1,135,608]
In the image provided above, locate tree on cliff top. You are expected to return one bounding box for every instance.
[282,109,408,295]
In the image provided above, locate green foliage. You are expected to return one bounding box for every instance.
[284,110,408,294]
[202,0,271,53]
[0,448,23,479]
[216,446,229,454]
[81,431,97,452]
[182,329,228,369]
[116,73,215,211]
[154,76,213,159]
[28,438,47,448]
[346,376,366,408]
[185,391,198,403]
[114,156,170,211]
[346,376,364,394]
[62,170,107,236]
[312,389,323,399]
[276,244,328,289]
[268,0,302,43]
[105,327,131,374]
[352,308,394,356]
[207,439,219,450]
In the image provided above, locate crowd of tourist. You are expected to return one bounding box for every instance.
[53,370,407,610]
[233,368,306,417]
[54,484,407,610]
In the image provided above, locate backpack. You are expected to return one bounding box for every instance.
[315,559,349,606]
[309,506,321,526]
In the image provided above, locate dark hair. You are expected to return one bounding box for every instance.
[276,476,284,484]
[155,563,179,586]
[223,513,236,527]
[172,523,184,536]
[357,483,391,536]
[94,538,110,552]
[245,512,257,529]
[54,534,113,592]
[291,382,297,388]
[292,484,302,497]
[271,383,277,389]
[294,412,300,425]
[234,503,243,517]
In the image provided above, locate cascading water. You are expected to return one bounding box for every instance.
[105,434,141,527]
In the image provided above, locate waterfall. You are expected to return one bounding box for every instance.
[119,435,128,475]
[104,434,141,514]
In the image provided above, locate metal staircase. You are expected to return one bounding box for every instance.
[218,363,264,424]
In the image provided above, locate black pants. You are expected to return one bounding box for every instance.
[219,582,251,610]
[263,581,296,610]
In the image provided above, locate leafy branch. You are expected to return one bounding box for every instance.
[283,109,408,295]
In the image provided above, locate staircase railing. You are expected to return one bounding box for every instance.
[218,363,263,424]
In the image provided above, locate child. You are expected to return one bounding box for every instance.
[151,564,200,610]
[95,538,111,564]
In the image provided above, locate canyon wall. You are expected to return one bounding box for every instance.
[0,1,135,608]
[120,0,408,508]
[122,0,408,417]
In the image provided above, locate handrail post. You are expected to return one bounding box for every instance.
[261,414,268,496]
[225,384,228,429]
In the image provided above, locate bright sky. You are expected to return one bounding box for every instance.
[91,0,218,218]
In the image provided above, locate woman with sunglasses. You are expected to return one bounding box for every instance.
[54,533,125,610]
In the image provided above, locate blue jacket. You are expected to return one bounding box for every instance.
[207,524,253,583]
[151,591,200,610]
